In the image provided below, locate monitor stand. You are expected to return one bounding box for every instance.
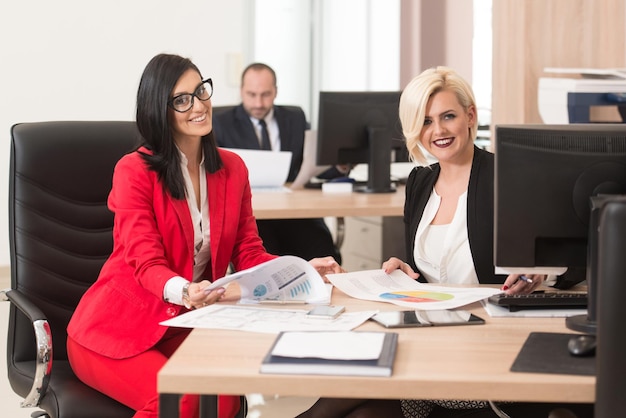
[355,126,396,194]
[566,195,612,335]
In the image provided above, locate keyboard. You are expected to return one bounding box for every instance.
[487,292,588,312]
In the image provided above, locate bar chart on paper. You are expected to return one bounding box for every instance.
[289,281,313,298]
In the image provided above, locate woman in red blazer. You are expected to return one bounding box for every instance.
[67,54,342,418]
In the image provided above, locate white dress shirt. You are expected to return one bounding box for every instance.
[413,189,479,285]
[163,150,211,305]
[251,108,280,151]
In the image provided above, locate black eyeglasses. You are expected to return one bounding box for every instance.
[168,78,213,113]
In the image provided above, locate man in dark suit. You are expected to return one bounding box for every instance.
[212,62,343,263]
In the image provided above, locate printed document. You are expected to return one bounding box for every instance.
[326,269,501,310]
[206,255,329,304]
[159,305,378,333]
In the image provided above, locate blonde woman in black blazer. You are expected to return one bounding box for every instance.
[297,67,593,418]
[400,145,504,284]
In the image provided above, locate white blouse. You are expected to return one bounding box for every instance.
[163,150,211,305]
[180,153,211,281]
[413,189,479,285]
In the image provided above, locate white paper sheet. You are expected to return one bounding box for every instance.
[271,331,384,360]
[159,305,378,334]
[326,269,501,310]
[206,256,329,304]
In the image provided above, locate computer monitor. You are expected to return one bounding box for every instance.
[316,91,407,193]
[494,123,626,335]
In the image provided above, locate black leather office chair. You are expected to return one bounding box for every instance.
[2,121,138,418]
[212,104,304,117]
[212,105,236,115]
[2,120,248,418]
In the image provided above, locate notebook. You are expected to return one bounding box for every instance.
[225,148,293,192]
[260,331,398,377]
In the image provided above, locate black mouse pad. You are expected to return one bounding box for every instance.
[510,332,595,376]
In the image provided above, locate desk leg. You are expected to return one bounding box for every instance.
[199,395,218,418]
[159,393,179,417]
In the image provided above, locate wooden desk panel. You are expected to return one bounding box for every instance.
[158,288,594,406]
[252,186,405,219]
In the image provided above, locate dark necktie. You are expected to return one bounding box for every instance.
[259,119,271,150]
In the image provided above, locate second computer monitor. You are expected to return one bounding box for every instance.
[494,123,626,334]
[316,91,407,193]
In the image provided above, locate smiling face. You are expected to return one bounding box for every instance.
[169,69,212,144]
[420,89,476,164]
[241,68,277,120]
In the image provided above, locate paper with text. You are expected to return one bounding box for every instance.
[327,269,501,310]
[207,256,328,304]
[159,305,378,333]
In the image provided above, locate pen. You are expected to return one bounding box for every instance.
[518,275,533,284]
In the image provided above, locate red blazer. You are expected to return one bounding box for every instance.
[67,147,275,358]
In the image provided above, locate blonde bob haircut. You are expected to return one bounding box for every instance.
[399,66,478,165]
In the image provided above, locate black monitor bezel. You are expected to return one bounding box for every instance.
[316,91,407,193]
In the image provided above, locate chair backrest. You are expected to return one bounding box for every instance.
[212,104,304,116]
[212,105,236,116]
[8,121,140,365]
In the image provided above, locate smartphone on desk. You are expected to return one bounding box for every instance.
[371,309,485,328]
[307,305,345,319]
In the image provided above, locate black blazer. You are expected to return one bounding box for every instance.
[403,146,506,284]
[212,104,306,182]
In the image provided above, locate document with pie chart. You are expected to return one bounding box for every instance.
[326,270,502,310]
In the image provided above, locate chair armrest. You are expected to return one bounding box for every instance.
[1,288,53,408]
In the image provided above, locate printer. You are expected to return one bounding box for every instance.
[538,68,626,124]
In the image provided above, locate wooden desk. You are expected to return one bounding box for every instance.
[158,288,594,417]
[251,186,405,219]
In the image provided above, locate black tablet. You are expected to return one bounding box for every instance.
[371,309,485,328]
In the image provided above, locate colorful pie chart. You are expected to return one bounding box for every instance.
[379,290,454,303]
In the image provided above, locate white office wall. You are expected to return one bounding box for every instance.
[0,0,401,267]
[253,0,312,116]
[315,0,400,92]
[0,0,251,266]
[251,0,400,124]
[310,0,400,126]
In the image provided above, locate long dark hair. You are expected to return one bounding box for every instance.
[136,53,223,200]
